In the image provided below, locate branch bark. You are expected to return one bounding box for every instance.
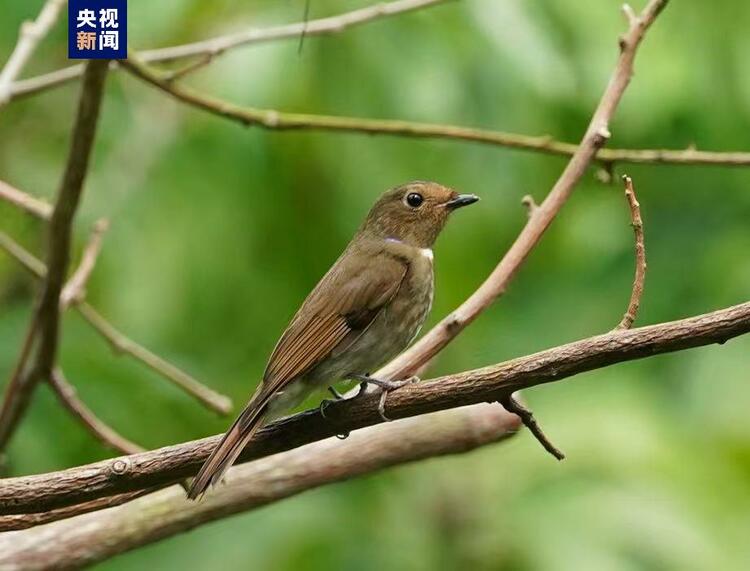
[0,59,109,452]
[0,405,519,566]
[2,299,748,516]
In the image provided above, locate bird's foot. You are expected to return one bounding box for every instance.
[319,383,368,439]
[350,374,420,422]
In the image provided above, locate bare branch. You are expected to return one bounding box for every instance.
[0,60,110,452]
[0,0,66,107]
[499,393,564,460]
[616,175,647,329]
[8,0,449,101]
[0,180,52,219]
[0,405,517,564]
[121,50,750,170]
[48,368,144,456]
[0,488,162,532]
[59,218,109,309]
[0,232,233,415]
[377,0,670,382]
[2,298,748,516]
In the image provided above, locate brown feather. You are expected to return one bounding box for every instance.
[188,248,407,498]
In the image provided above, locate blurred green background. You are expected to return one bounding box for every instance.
[2,0,750,569]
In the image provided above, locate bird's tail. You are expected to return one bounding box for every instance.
[188,396,268,500]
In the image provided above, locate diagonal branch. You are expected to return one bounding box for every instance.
[0,60,110,453]
[0,180,52,219]
[377,0,670,382]
[1,299,748,516]
[47,368,144,456]
[0,0,66,107]
[60,218,109,309]
[0,231,233,415]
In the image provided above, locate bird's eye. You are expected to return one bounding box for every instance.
[405,192,424,208]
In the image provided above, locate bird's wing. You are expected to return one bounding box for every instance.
[188,248,407,499]
[260,249,408,398]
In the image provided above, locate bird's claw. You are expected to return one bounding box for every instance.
[373,375,420,422]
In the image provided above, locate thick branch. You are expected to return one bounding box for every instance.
[377,0,669,381]
[0,231,233,415]
[0,405,519,565]
[0,60,109,452]
[0,0,66,106]
[2,300,747,516]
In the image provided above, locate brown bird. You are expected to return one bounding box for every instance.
[188,181,479,499]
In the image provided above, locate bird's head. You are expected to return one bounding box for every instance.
[361,181,479,249]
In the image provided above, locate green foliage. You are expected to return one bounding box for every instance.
[1,1,749,569]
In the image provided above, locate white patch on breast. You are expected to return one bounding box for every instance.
[420,248,433,262]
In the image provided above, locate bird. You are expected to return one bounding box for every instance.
[188,181,479,499]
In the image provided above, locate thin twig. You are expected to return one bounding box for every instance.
[0,231,233,415]
[0,60,110,453]
[7,0,449,100]
[2,299,748,515]
[47,368,144,456]
[616,175,647,329]
[0,0,66,106]
[376,0,670,382]
[499,393,564,460]
[6,3,749,167]
[121,50,750,170]
[15,59,750,168]
[160,54,213,82]
[0,180,52,219]
[60,218,110,309]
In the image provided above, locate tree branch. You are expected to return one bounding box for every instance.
[59,218,109,309]
[6,0,449,100]
[0,231,233,415]
[0,0,66,107]
[376,0,670,382]
[0,405,519,564]
[0,60,109,453]
[120,50,750,170]
[616,175,647,329]
[47,368,144,456]
[0,488,163,533]
[0,180,52,220]
[2,299,748,516]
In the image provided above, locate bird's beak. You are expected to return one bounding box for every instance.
[445,194,480,210]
